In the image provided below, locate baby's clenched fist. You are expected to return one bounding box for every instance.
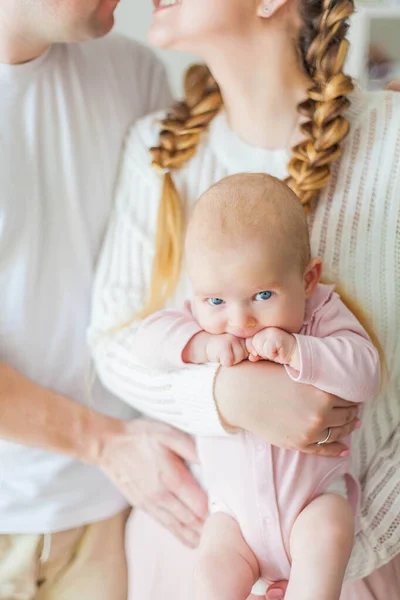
[205,333,249,367]
[246,327,300,370]
[183,331,249,366]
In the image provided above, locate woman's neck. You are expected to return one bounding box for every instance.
[205,41,312,150]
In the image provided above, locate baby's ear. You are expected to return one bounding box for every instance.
[304,258,322,299]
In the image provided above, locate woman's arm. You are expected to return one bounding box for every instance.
[214,361,359,456]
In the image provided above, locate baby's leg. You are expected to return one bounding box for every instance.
[285,493,354,600]
[195,512,259,600]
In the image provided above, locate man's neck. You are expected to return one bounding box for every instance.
[0,17,49,65]
[0,40,50,65]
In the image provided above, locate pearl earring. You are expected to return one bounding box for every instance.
[263,4,271,15]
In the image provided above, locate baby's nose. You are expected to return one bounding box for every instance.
[229,314,257,329]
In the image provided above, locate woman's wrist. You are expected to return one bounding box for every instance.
[213,367,241,433]
[214,360,266,431]
[213,360,358,456]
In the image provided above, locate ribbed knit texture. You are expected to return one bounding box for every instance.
[89,89,400,579]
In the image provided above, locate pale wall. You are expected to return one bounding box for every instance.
[114,2,194,95]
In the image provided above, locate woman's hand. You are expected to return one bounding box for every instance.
[97,418,208,548]
[214,361,359,457]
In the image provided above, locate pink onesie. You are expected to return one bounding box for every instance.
[133,284,380,586]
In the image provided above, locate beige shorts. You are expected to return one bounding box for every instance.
[0,509,130,600]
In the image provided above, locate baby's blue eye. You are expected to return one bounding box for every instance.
[255,291,272,301]
[207,298,224,306]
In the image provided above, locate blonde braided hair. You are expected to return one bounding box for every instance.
[141,0,355,318]
[288,0,355,212]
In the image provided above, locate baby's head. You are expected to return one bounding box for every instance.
[185,173,322,339]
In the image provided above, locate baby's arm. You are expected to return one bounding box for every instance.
[287,294,380,403]
[135,302,248,369]
[247,294,380,404]
[133,302,203,369]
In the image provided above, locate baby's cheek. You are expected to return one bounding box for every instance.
[196,308,226,335]
[285,303,306,333]
[207,323,227,335]
[258,301,304,333]
[203,320,226,335]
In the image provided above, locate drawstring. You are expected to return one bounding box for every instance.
[40,533,52,564]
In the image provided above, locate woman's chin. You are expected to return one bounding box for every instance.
[147,22,178,50]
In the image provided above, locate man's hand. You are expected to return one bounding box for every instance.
[387,79,400,91]
[97,419,208,548]
[246,328,299,369]
[0,363,207,548]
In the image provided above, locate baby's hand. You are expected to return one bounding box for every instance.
[246,327,300,369]
[183,332,248,366]
[205,333,249,367]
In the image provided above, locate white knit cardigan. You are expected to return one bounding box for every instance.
[89,89,400,580]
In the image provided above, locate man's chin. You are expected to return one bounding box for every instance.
[94,15,115,37]
[73,14,115,42]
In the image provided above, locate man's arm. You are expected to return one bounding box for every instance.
[0,361,207,547]
[0,361,109,461]
[386,79,400,92]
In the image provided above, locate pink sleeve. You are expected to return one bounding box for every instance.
[133,300,202,370]
[285,295,380,403]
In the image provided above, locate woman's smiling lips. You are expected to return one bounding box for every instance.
[153,0,182,13]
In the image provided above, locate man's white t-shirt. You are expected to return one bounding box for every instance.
[0,33,172,533]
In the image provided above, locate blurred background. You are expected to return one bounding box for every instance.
[115,1,194,94]
[115,0,400,95]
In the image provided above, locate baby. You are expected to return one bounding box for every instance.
[133,174,380,600]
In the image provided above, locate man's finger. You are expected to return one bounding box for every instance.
[386,78,400,91]
[166,458,209,520]
[160,491,203,531]
[146,504,201,549]
[160,430,199,463]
